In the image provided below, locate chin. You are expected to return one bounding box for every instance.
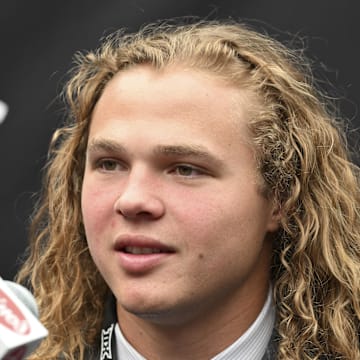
[119,298,193,326]
[122,305,177,325]
[131,309,175,323]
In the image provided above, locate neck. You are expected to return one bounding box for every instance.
[117,284,270,360]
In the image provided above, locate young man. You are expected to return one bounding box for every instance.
[17,20,360,359]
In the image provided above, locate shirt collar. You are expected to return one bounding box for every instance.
[115,287,275,360]
[212,287,275,360]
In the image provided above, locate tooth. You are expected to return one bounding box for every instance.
[141,248,153,254]
[124,246,161,254]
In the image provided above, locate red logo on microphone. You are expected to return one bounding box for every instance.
[0,289,30,335]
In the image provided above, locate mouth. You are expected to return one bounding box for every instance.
[123,246,168,255]
[114,235,175,273]
[114,235,176,255]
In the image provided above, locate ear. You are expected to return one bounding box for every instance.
[266,199,282,232]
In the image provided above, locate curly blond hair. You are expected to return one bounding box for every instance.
[17,19,360,359]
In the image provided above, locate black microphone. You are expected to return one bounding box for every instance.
[0,277,48,359]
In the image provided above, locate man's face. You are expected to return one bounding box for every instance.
[82,65,279,327]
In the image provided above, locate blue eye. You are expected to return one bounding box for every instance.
[176,165,194,176]
[97,159,122,171]
[102,160,117,170]
[173,165,204,177]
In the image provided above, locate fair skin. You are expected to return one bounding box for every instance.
[81,65,279,359]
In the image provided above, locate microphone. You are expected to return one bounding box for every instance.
[0,277,48,359]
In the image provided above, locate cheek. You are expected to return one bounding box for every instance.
[168,193,237,262]
[81,179,117,238]
[173,188,245,232]
[175,188,271,255]
[170,190,221,234]
[81,182,116,274]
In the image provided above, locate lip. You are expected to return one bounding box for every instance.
[113,234,176,274]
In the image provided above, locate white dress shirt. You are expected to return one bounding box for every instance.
[115,288,275,360]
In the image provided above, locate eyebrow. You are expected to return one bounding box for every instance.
[87,138,126,155]
[154,144,222,164]
[87,139,223,167]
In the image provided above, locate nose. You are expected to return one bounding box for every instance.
[113,168,165,220]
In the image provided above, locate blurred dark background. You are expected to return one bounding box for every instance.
[1,0,359,280]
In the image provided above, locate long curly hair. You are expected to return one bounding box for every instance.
[16,19,360,359]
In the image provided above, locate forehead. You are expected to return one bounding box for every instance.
[92,65,254,136]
